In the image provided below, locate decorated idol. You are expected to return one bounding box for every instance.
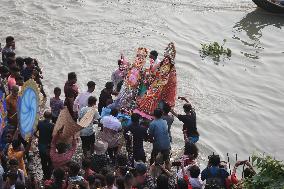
[114,47,148,112]
[134,42,177,119]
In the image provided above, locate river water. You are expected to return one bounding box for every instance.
[1,0,284,162]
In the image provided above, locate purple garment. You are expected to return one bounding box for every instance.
[50,97,64,118]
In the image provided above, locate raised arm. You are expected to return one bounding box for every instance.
[178,96,189,103]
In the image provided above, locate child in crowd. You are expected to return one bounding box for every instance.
[50,87,64,124]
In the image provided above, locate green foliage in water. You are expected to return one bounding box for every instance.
[242,155,284,189]
[200,39,232,62]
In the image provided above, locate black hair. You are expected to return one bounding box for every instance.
[9,158,19,166]
[15,75,24,81]
[188,165,200,178]
[6,36,14,43]
[244,167,255,178]
[153,108,163,119]
[116,154,128,167]
[16,57,25,68]
[106,173,115,186]
[116,80,124,93]
[163,103,171,114]
[24,57,34,65]
[183,103,192,113]
[56,142,68,154]
[67,72,77,81]
[54,87,61,95]
[68,161,81,176]
[7,58,16,66]
[87,81,96,88]
[156,174,169,189]
[208,154,221,167]
[150,50,158,59]
[184,142,199,160]
[88,96,97,106]
[53,168,65,188]
[87,175,96,185]
[15,181,25,189]
[110,108,119,117]
[116,177,125,189]
[12,140,21,149]
[118,59,122,66]
[131,113,140,123]
[105,82,114,90]
[44,111,52,120]
[6,52,16,58]
[82,159,92,169]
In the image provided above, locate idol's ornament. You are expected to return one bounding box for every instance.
[134,42,177,120]
[0,90,7,137]
[17,79,40,140]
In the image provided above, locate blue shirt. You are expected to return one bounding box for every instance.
[201,166,229,187]
[148,119,171,151]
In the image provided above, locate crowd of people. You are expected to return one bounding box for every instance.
[0,36,256,189]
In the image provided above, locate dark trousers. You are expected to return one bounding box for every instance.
[150,148,170,165]
[39,151,53,180]
[107,146,118,161]
[133,148,146,162]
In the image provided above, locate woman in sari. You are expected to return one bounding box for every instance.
[134,43,177,120]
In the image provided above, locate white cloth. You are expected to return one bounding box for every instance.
[73,91,92,112]
[79,106,100,136]
[100,115,122,132]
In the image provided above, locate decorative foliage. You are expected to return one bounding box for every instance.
[242,154,284,189]
[200,39,232,62]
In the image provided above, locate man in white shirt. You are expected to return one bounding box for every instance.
[100,108,122,161]
[79,96,100,157]
[73,81,96,113]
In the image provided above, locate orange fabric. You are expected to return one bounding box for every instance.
[7,145,27,176]
[160,67,177,107]
[6,94,18,126]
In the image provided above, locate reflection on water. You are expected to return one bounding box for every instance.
[232,9,284,59]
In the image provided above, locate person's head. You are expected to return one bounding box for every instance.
[11,85,19,97]
[105,82,114,91]
[53,168,65,183]
[183,103,193,114]
[56,142,68,154]
[68,161,81,177]
[177,178,188,189]
[115,177,125,189]
[162,103,171,115]
[0,66,10,78]
[6,132,14,143]
[153,108,163,119]
[88,96,97,107]
[134,162,147,184]
[53,87,61,97]
[67,72,77,84]
[10,66,20,77]
[105,173,115,186]
[15,181,25,189]
[12,139,21,151]
[110,108,119,117]
[82,159,92,170]
[184,142,199,160]
[86,175,96,188]
[208,154,221,167]
[16,57,25,69]
[6,36,15,47]
[15,75,24,86]
[6,52,16,60]
[7,58,16,68]
[244,167,255,178]
[87,81,96,93]
[131,113,140,124]
[188,165,200,178]
[9,158,19,172]
[24,57,34,68]
[149,50,158,61]
[124,172,134,188]
[7,171,18,185]
[44,110,52,120]
[156,174,169,189]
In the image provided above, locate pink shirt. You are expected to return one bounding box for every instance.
[8,75,16,91]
